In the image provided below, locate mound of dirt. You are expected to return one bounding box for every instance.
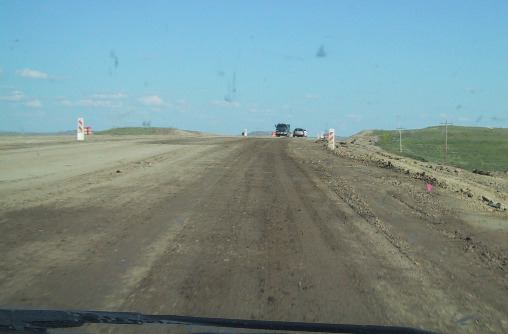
[330,131,508,214]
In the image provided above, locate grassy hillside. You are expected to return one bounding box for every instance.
[373,126,508,171]
[95,127,179,136]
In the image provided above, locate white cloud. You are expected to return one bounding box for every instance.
[16,109,45,117]
[1,90,43,107]
[16,68,49,79]
[249,108,275,115]
[138,95,164,106]
[212,100,241,108]
[0,90,24,101]
[439,113,469,122]
[60,93,126,108]
[60,99,121,108]
[92,93,127,99]
[26,99,42,107]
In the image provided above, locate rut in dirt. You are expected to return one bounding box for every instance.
[115,139,414,328]
[2,137,506,334]
[114,138,507,334]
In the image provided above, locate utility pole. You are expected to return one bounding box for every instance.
[441,121,453,165]
[397,116,404,152]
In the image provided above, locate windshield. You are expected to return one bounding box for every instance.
[1,1,507,334]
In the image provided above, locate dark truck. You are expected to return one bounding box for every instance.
[275,123,291,137]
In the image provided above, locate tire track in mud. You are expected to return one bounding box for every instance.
[288,140,508,334]
[5,136,506,333]
[111,139,473,333]
[113,139,398,327]
[304,159,417,265]
[113,139,268,318]
[261,141,395,324]
[386,189,508,272]
[0,137,247,311]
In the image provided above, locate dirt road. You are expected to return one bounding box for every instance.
[1,134,507,333]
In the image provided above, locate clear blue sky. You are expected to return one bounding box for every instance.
[1,0,507,136]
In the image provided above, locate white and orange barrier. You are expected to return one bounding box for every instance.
[77,118,84,141]
[328,128,335,150]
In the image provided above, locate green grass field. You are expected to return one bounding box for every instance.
[373,126,508,172]
[95,127,178,136]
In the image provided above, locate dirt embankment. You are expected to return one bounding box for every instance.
[334,130,508,214]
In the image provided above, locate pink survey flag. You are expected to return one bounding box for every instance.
[427,184,433,192]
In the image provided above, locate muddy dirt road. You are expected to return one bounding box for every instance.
[1,135,507,333]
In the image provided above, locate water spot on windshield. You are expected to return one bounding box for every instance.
[316,44,326,57]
